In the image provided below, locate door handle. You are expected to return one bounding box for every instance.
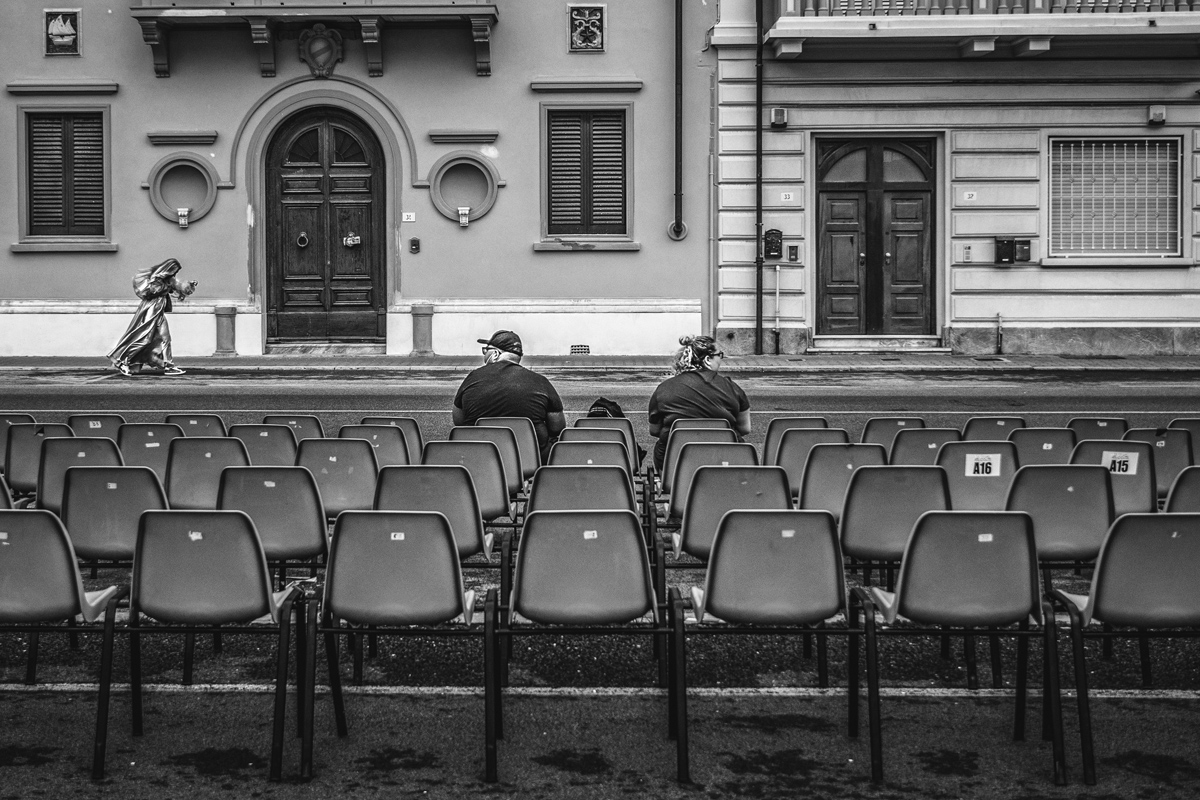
[858,252,866,268]
[296,231,309,248]
[343,231,362,248]
[885,252,892,266]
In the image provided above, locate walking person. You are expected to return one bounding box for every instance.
[107,258,196,376]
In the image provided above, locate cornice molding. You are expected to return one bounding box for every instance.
[530,77,643,93]
[6,80,118,95]
[147,130,219,145]
[428,129,499,144]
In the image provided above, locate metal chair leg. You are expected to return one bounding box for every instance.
[269,599,293,782]
[484,591,499,783]
[130,618,144,737]
[1138,628,1152,688]
[963,629,978,690]
[1013,623,1029,742]
[24,628,39,685]
[989,631,1003,689]
[324,616,348,737]
[183,632,196,685]
[671,590,690,784]
[91,598,120,780]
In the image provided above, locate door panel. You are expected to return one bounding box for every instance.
[818,193,867,334]
[884,193,932,334]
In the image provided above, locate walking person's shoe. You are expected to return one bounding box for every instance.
[162,366,186,376]
[115,362,134,377]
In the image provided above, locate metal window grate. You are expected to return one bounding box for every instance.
[569,344,591,355]
[1049,138,1180,257]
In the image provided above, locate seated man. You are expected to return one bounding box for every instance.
[453,330,566,461]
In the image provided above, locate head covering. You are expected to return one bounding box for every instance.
[672,335,718,374]
[477,330,523,357]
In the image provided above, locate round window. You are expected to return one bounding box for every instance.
[427,151,502,224]
[145,153,220,225]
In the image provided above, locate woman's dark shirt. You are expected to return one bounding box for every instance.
[647,369,750,470]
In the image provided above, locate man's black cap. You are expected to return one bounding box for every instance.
[478,330,523,356]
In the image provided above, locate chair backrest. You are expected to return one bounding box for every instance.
[893,510,1039,627]
[1069,417,1128,441]
[263,414,324,441]
[117,423,185,482]
[668,442,760,520]
[0,474,11,509]
[67,413,126,441]
[547,440,631,477]
[37,436,124,515]
[703,510,844,625]
[217,466,327,561]
[62,466,167,561]
[557,427,634,471]
[325,510,468,626]
[526,466,637,514]
[1087,513,1200,628]
[935,440,1020,511]
[1123,427,1194,499]
[661,428,738,489]
[1008,427,1076,467]
[0,509,89,623]
[671,418,731,432]
[574,417,638,469]
[677,465,792,560]
[860,417,925,453]
[422,440,510,522]
[360,416,423,466]
[5,423,74,494]
[511,510,655,624]
[773,428,850,498]
[798,443,888,521]
[1165,466,1200,513]
[840,465,951,562]
[1169,418,1200,448]
[165,436,251,510]
[762,417,829,465]
[133,509,274,624]
[0,413,36,473]
[449,426,521,498]
[165,413,227,437]
[889,427,961,466]
[374,465,490,559]
[338,424,410,468]
[228,424,298,467]
[295,438,379,519]
[478,417,541,480]
[1005,465,1114,563]
[962,416,1026,441]
[1069,439,1157,517]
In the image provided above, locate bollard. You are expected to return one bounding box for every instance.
[410,303,434,356]
[213,306,237,356]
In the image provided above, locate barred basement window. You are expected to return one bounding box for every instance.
[1049,138,1180,257]
[27,112,106,237]
[546,108,627,236]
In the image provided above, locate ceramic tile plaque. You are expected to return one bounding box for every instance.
[45,9,80,56]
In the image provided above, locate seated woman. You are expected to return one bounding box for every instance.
[647,335,751,473]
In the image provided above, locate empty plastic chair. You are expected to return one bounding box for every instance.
[37,436,124,515]
[575,417,640,471]
[668,442,759,521]
[840,465,951,566]
[962,416,1026,441]
[1123,427,1193,499]
[5,423,74,497]
[674,465,791,560]
[526,465,637,514]
[773,428,850,499]
[423,440,511,523]
[450,426,522,499]
[374,465,494,560]
[1165,466,1200,512]
[890,428,961,466]
[761,417,829,466]
[1070,439,1157,517]
[1068,417,1128,441]
[164,436,250,510]
[1008,428,1075,467]
[62,466,167,563]
[165,413,227,437]
[936,440,1020,511]
[860,417,925,453]
[296,438,378,519]
[547,440,630,472]
[478,417,541,481]
[117,423,184,482]
[0,413,36,474]
[339,425,409,468]
[360,416,423,466]
[1168,418,1200,449]
[659,428,738,492]
[557,427,634,472]
[218,466,327,564]
[1005,465,1114,586]
[263,414,324,442]
[671,418,730,431]
[229,424,298,467]
[798,443,888,521]
[68,413,126,441]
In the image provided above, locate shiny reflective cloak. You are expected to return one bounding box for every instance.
[107,258,193,371]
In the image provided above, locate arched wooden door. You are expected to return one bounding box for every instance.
[266,108,386,343]
[816,139,935,336]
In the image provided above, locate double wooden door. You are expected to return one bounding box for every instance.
[816,139,935,336]
[266,108,386,342]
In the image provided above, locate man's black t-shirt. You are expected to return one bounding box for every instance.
[453,361,564,452]
[647,369,750,470]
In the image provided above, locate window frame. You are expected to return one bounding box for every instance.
[13,104,115,252]
[1043,133,1188,266]
[536,101,638,251]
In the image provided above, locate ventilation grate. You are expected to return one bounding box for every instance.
[570,344,591,355]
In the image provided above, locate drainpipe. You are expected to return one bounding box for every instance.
[754,0,765,355]
[669,0,687,241]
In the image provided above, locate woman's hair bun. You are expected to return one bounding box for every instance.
[678,335,695,347]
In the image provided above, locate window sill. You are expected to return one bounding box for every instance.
[1039,256,1195,268]
[11,240,119,253]
[533,240,641,252]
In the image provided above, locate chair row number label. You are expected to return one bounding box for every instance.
[1102,451,1138,474]
[966,454,1000,477]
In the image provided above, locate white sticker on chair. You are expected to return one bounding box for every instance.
[145,442,159,448]
[148,432,155,437]
[205,452,212,458]
[263,481,276,488]
[189,421,198,425]
[188,530,203,541]
[721,461,730,466]
[897,421,907,426]
[0,532,7,541]
[583,530,598,540]
[260,431,269,437]
[978,533,994,542]
[965,454,1000,477]
[391,532,405,541]
[586,459,594,464]
[1102,451,1138,475]
[1043,443,1054,450]
[329,456,337,462]
[107,483,117,490]
[1156,440,1166,448]
[927,442,938,449]
[289,420,297,425]
[77,452,86,458]
[781,529,795,538]
[89,421,101,429]
[1097,421,1108,427]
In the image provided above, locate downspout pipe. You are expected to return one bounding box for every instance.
[670,0,686,241]
[754,0,765,354]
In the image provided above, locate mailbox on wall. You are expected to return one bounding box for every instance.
[764,229,783,259]
[994,237,1032,264]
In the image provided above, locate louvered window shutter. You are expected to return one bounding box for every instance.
[27,113,105,236]
[547,109,626,236]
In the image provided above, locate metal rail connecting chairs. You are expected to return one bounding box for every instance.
[855,510,1068,785]
[0,509,124,779]
[889,427,960,466]
[5,423,73,503]
[360,416,423,466]
[165,413,227,437]
[935,439,1020,511]
[1051,513,1200,786]
[228,423,299,467]
[962,416,1026,441]
[772,427,850,498]
[761,416,830,465]
[263,414,324,442]
[338,424,410,468]
[36,436,124,515]
[296,437,379,520]
[67,413,126,441]
[1069,439,1157,517]
[164,436,251,510]
[117,423,184,482]
[1008,428,1076,467]
[860,416,925,453]
[1122,427,1193,501]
